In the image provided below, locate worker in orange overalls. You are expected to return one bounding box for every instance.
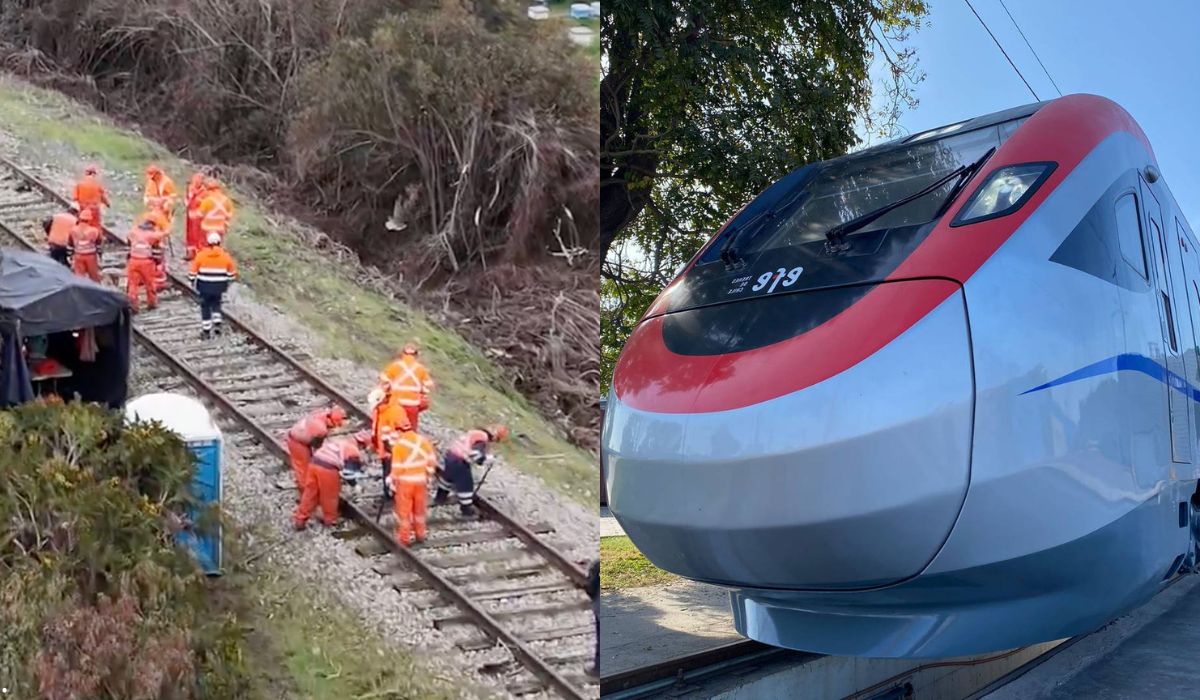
[68,208,103,282]
[184,173,206,260]
[188,233,238,339]
[377,343,434,432]
[42,208,77,267]
[198,178,233,244]
[72,164,110,228]
[371,399,412,501]
[293,430,372,530]
[143,164,177,222]
[126,220,166,312]
[388,427,437,546]
[434,424,508,519]
[136,208,172,293]
[285,406,347,493]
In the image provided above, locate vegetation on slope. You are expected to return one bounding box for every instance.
[0,74,597,504]
[0,0,600,451]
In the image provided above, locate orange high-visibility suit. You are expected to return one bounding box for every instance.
[143,169,177,224]
[389,430,436,545]
[294,437,361,528]
[127,225,166,311]
[286,409,337,490]
[378,354,434,431]
[198,187,234,239]
[372,401,411,496]
[73,174,110,228]
[185,174,206,259]
[373,401,412,460]
[69,220,103,281]
[136,209,171,292]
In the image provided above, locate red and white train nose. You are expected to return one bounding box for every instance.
[606,280,974,590]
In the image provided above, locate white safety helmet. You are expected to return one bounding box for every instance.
[367,387,385,409]
[206,232,222,246]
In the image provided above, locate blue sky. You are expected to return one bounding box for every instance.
[869,0,1200,225]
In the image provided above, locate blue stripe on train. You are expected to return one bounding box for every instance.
[1022,353,1199,401]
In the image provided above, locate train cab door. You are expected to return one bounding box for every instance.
[1141,177,1193,464]
[1178,224,1200,458]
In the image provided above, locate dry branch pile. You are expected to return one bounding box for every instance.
[0,0,600,451]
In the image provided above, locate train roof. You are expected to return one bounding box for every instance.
[847,99,1051,161]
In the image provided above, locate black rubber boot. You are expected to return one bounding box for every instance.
[200,328,211,340]
[459,504,478,520]
[432,489,451,506]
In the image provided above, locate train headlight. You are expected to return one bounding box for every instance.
[950,161,1056,227]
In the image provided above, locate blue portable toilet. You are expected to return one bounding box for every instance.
[125,392,223,575]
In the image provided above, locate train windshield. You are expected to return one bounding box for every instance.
[666,116,1029,314]
[703,120,1026,266]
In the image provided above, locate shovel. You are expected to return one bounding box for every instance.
[472,457,496,499]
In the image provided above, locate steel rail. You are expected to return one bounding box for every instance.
[600,640,807,698]
[0,162,592,699]
[0,154,588,587]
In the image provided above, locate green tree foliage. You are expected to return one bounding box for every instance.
[0,400,248,699]
[600,0,928,391]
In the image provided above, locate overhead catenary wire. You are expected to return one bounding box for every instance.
[997,0,1063,97]
[963,0,1041,101]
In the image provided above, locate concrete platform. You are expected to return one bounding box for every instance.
[600,506,625,537]
[982,574,1200,700]
[601,579,743,676]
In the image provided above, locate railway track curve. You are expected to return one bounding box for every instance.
[0,157,596,699]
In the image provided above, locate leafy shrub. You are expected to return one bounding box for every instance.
[0,400,248,699]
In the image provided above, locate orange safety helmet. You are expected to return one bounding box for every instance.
[485,424,509,442]
[328,405,347,426]
[77,208,95,223]
[83,164,98,176]
[146,163,162,177]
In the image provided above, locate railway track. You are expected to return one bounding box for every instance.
[600,638,1080,699]
[0,157,597,699]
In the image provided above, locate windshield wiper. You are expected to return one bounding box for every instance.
[824,146,997,253]
[719,189,807,269]
[718,209,768,269]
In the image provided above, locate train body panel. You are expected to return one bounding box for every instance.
[605,94,1200,657]
[606,285,973,590]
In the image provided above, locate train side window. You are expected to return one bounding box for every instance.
[1114,193,1148,279]
[1164,291,1179,352]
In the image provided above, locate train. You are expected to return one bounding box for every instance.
[602,94,1200,658]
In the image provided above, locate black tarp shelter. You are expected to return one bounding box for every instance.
[0,249,130,407]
